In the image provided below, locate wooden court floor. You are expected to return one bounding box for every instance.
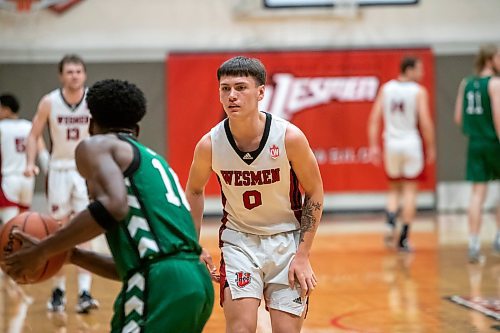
[1,212,499,333]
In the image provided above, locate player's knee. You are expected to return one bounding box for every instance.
[225,322,257,333]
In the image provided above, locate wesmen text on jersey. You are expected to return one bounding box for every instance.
[211,112,302,235]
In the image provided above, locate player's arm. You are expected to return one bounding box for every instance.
[25,96,50,176]
[454,79,466,127]
[185,133,213,239]
[488,77,500,140]
[417,87,436,164]
[36,137,50,175]
[69,248,119,280]
[367,88,384,165]
[286,124,323,297]
[185,133,218,281]
[3,138,129,281]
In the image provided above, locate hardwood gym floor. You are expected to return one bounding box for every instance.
[1,213,499,333]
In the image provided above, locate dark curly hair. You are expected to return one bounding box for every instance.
[0,94,20,113]
[217,56,266,86]
[86,79,146,130]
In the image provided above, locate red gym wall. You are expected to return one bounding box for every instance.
[166,48,435,195]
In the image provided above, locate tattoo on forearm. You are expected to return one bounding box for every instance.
[299,195,322,243]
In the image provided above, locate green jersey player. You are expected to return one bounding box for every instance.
[2,79,214,332]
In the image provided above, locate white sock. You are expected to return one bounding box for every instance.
[78,273,92,295]
[53,276,66,292]
[469,235,480,251]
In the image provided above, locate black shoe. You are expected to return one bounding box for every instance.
[47,288,66,312]
[76,291,99,314]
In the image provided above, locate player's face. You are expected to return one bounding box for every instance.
[0,106,7,120]
[59,62,86,91]
[492,50,500,74]
[412,61,424,82]
[219,75,264,118]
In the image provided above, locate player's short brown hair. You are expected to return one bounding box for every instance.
[58,54,86,74]
[217,56,266,86]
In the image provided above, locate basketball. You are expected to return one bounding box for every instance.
[0,211,67,284]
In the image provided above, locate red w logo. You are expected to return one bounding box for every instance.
[235,272,252,288]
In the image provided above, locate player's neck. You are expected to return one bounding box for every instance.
[479,67,494,77]
[61,87,85,104]
[228,112,266,149]
[5,113,18,120]
[229,112,264,134]
[397,74,412,82]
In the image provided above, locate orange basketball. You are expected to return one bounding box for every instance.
[0,211,67,284]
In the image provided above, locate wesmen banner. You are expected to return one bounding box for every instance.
[166,49,435,195]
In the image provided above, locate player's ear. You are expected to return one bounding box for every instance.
[257,85,265,102]
[89,118,95,136]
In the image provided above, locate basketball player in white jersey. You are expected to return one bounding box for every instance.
[24,55,98,313]
[0,93,48,311]
[186,56,323,333]
[368,56,436,252]
[0,94,49,223]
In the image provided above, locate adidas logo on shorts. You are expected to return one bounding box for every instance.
[292,297,302,305]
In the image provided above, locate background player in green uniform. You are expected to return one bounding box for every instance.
[2,79,214,332]
[454,44,500,263]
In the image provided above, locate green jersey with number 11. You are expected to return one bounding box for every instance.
[462,76,498,140]
[106,134,201,280]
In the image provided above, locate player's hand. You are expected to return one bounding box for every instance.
[23,164,40,177]
[2,229,45,282]
[288,252,318,298]
[200,247,220,283]
[369,146,382,166]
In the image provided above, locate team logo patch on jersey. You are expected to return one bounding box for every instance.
[235,272,252,288]
[269,144,280,159]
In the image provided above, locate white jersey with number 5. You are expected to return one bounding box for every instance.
[0,118,32,176]
[211,112,302,236]
[47,88,90,168]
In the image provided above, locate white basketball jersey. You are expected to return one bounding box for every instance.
[0,118,32,176]
[211,112,302,235]
[382,80,421,141]
[47,88,90,165]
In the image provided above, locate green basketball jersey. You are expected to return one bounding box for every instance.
[106,134,201,280]
[462,76,498,140]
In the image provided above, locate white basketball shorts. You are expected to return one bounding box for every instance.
[219,228,307,317]
[47,167,89,219]
[384,136,424,180]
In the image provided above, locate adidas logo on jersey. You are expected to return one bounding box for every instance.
[243,153,253,160]
[292,297,302,305]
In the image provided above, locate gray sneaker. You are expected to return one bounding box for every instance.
[468,247,484,264]
[384,224,396,248]
[493,234,500,256]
